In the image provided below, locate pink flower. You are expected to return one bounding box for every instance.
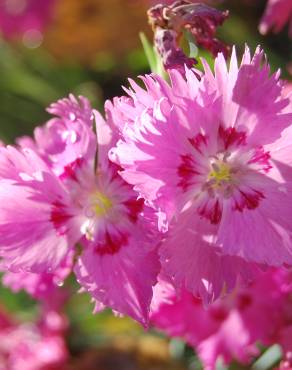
[71,150,160,325]
[0,96,160,325]
[151,269,292,369]
[111,46,292,275]
[0,306,68,370]
[0,147,81,272]
[151,281,259,370]
[0,0,56,40]
[259,0,292,38]
[159,207,259,302]
[17,94,96,177]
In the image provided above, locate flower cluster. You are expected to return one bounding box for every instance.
[0,0,291,368]
[0,44,291,336]
[0,304,68,370]
[151,269,292,370]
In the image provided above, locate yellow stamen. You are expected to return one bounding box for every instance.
[91,191,113,217]
[208,162,232,187]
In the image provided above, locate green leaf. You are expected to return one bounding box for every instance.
[184,30,198,59]
[252,345,282,370]
[139,32,158,73]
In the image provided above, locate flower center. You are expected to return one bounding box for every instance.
[82,191,114,241]
[202,155,238,200]
[208,161,232,187]
[91,191,113,217]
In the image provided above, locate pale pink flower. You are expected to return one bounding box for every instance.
[0,146,81,272]
[0,96,160,325]
[159,207,259,302]
[17,94,96,177]
[259,0,292,38]
[111,46,292,275]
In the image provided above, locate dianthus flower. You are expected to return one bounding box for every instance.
[0,305,68,370]
[259,0,292,38]
[110,45,292,290]
[151,269,292,370]
[0,0,55,40]
[0,95,160,326]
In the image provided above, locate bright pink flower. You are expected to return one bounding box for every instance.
[0,96,160,325]
[259,0,292,38]
[111,46,292,273]
[151,269,292,369]
[151,281,259,369]
[0,307,68,370]
[0,0,55,40]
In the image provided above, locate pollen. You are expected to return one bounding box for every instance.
[91,191,113,217]
[208,161,232,187]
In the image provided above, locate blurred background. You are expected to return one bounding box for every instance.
[0,0,290,144]
[0,0,291,369]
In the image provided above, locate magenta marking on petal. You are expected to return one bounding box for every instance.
[188,133,208,154]
[234,190,265,212]
[209,306,228,322]
[94,232,128,256]
[198,199,222,224]
[177,154,200,192]
[59,157,83,181]
[236,292,253,311]
[109,162,124,181]
[50,201,72,235]
[218,126,246,150]
[248,147,272,172]
[123,198,144,224]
